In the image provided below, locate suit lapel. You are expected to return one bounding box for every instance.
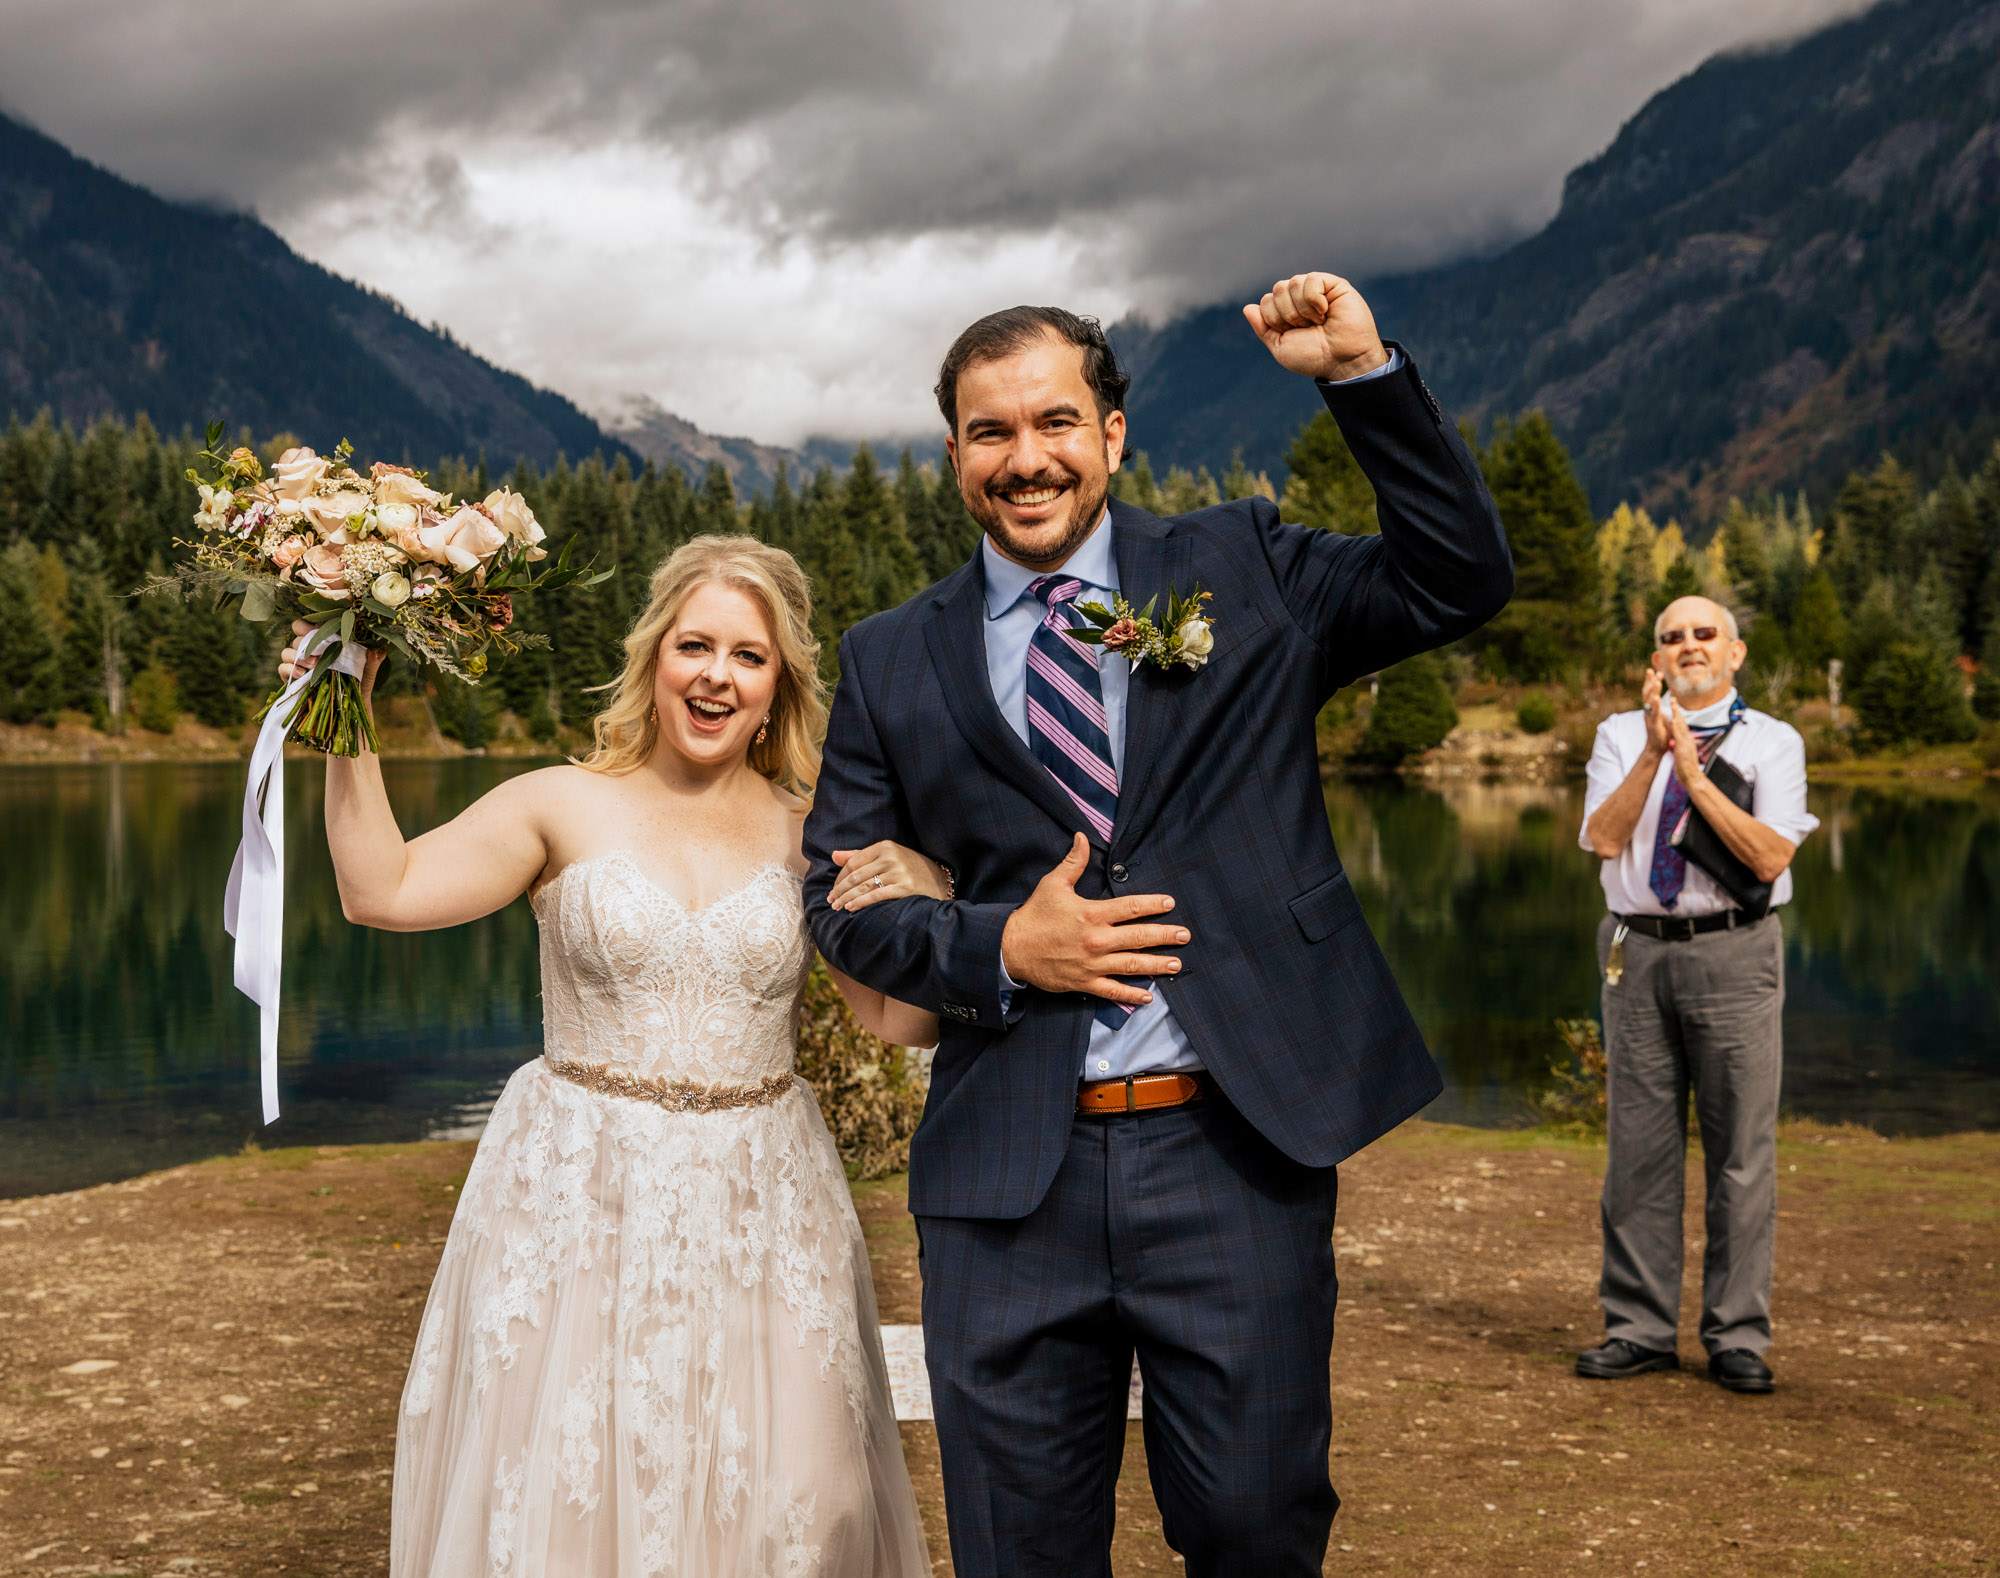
[921,559,1102,843]
[1110,500,1192,848]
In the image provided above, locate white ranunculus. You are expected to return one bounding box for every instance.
[1176,618,1214,668]
[372,571,412,608]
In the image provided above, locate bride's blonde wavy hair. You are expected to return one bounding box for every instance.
[579,535,825,793]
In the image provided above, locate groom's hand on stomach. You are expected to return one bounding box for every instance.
[1000,833,1186,1005]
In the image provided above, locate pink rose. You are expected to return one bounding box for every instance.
[269,535,308,572]
[374,502,438,562]
[430,504,506,572]
[298,542,352,599]
[273,447,330,502]
[1101,618,1139,652]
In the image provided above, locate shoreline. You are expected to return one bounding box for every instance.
[0,1119,1991,1575]
[6,744,1989,782]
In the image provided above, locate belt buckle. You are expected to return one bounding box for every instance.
[1672,916,1695,942]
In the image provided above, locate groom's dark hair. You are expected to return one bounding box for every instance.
[935,306,1131,435]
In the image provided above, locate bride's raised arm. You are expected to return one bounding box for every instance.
[281,622,552,932]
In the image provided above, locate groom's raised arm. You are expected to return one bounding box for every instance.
[803,631,1018,1031]
[1239,272,1513,691]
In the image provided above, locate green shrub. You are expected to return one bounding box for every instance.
[1852,641,1976,745]
[794,961,928,1180]
[130,666,180,734]
[1516,690,1557,734]
[1355,653,1458,765]
[527,696,558,745]
[1539,1018,1607,1136]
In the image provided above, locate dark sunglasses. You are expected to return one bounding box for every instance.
[1657,626,1720,647]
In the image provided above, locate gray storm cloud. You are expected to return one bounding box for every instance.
[2,0,1871,310]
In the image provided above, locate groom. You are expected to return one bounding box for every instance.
[804,272,1512,1576]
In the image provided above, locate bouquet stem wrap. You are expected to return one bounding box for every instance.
[224,636,367,1123]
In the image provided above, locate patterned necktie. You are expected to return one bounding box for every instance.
[1024,575,1137,1031]
[1648,695,1746,909]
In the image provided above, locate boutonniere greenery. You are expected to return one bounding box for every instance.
[1068,584,1216,671]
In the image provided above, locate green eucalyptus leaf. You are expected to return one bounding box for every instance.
[339,609,356,649]
[240,581,276,622]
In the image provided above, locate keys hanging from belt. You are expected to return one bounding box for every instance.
[1605,922,1630,987]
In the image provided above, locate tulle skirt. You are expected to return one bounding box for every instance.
[390,1059,930,1578]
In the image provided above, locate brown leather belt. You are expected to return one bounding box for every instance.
[1077,1071,1211,1115]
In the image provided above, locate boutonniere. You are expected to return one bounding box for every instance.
[1068,584,1216,671]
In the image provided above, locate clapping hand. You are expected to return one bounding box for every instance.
[1241,272,1390,382]
[1664,693,1704,786]
[1641,669,1672,757]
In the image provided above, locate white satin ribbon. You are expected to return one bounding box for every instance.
[224,636,367,1124]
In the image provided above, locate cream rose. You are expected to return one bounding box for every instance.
[273,447,330,502]
[298,542,351,599]
[373,469,441,509]
[303,489,369,538]
[372,571,412,609]
[1176,618,1214,668]
[483,488,547,559]
[432,504,507,572]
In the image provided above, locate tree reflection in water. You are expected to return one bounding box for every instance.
[3,765,1996,1198]
[1326,776,2000,1136]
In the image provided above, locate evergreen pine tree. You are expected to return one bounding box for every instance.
[1282,412,1376,533]
[696,462,738,536]
[1356,653,1458,765]
[1476,413,1597,678]
[0,540,61,723]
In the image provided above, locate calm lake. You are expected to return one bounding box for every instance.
[3,760,1997,1197]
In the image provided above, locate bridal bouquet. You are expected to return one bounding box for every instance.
[160,422,609,755]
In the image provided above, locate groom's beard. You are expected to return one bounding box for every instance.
[967,465,1110,571]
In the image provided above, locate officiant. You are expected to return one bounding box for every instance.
[1572,594,1818,1396]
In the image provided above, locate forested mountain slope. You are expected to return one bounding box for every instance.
[0,113,626,468]
[1117,0,2000,520]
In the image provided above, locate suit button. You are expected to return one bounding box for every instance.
[1110,862,1129,883]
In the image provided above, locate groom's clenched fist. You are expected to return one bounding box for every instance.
[1001,834,1187,1005]
[1242,271,1389,382]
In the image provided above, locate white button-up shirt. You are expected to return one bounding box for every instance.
[1578,688,1819,917]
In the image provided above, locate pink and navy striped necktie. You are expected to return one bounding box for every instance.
[1025,575,1139,1032]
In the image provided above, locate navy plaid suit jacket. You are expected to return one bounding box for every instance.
[803,350,1513,1220]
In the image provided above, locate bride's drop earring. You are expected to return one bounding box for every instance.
[755,716,770,745]
[649,704,658,725]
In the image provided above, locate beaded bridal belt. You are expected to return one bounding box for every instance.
[544,1057,796,1113]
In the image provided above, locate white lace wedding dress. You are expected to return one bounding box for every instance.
[390,852,931,1578]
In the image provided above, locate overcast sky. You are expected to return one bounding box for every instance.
[2,0,1868,445]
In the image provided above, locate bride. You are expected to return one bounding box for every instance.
[284,535,940,1577]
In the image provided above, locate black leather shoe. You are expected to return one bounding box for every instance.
[1575,1338,1680,1379]
[1708,1348,1774,1393]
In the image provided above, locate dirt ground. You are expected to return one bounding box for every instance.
[0,1119,1993,1577]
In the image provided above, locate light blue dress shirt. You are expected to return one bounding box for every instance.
[984,349,1404,1080]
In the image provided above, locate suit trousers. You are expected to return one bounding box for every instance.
[1595,911,1785,1357]
[915,1091,1341,1578]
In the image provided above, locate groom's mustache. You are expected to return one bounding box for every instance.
[985,467,1079,501]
